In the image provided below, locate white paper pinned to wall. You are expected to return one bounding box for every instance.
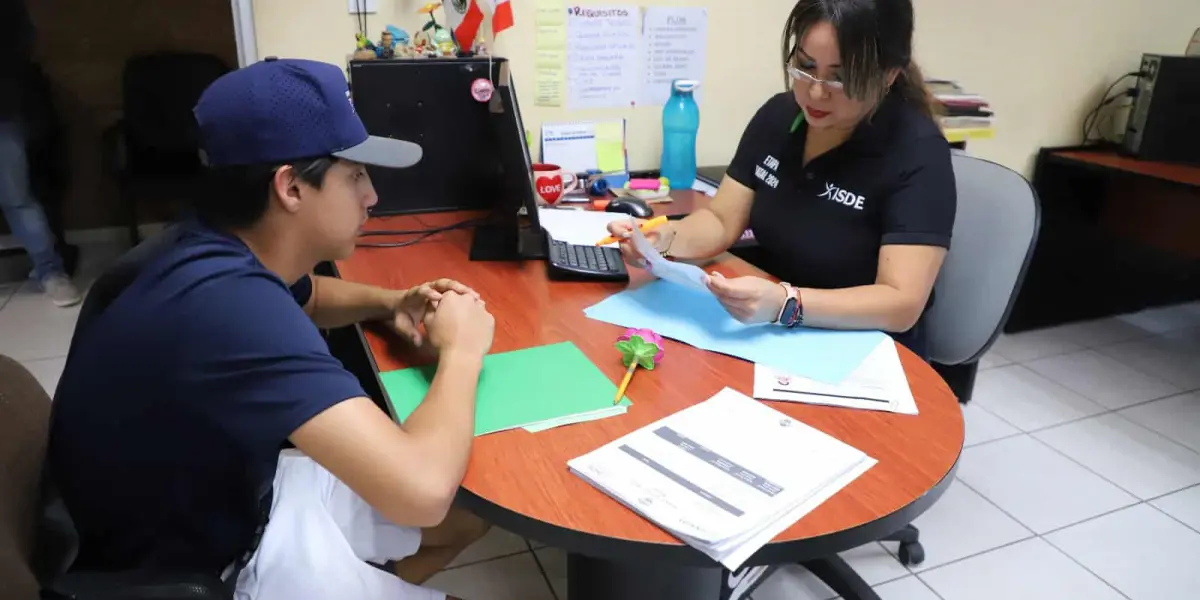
[639,6,708,106]
[566,5,641,109]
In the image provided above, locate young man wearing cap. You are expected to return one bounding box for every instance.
[49,58,492,600]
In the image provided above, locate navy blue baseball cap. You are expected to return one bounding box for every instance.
[194,57,422,169]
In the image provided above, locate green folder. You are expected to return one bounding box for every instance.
[381,341,632,436]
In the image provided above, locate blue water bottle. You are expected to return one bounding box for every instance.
[660,79,701,189]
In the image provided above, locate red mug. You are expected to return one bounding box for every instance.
[532,163,580,205]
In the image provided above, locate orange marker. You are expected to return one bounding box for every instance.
[595,215,669,246]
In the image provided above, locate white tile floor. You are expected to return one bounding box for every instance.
[4,245,1200,599]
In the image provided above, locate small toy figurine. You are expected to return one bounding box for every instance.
[376,30,397,59]
[418,2,443,31]
[471,37,489,57]
[433,27,456,56]
[387,26,412,57]
[613,328,664,404]
[412,30,436,57]
[353,33,377,61]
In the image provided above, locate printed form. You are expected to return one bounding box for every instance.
[569,388,876,570]
[754,337,919,415]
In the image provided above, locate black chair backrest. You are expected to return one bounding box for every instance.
[66,223,188,369]
[121,52,230,175]
[37,224,233,599]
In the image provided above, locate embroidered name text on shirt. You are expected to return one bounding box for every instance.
[818,182,866,210]
[755,155,781,189]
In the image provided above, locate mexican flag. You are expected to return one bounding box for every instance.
[445,0,514,48]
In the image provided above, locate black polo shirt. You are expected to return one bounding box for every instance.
[725,91,956,356]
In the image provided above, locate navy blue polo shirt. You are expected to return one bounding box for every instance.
[48,219,366,573]
[726,91,957,356]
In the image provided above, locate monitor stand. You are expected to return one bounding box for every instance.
[468,220,547,262]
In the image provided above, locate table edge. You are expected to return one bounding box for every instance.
[456,449,960,566]
[1046,149,1200,189]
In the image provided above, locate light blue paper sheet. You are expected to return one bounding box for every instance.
[583,280,888,384]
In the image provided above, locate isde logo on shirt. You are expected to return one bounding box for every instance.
[818,182,866,210]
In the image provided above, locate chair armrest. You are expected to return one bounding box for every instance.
[47,570,230,600]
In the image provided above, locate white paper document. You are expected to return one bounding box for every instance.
[628,218,709,292]
[569,388,877,571]
[639,7,709,106]
[691,178,718,197]
[537,208,620,247]
[523,405,628,433]
[753,338,918,415]
[541,119,628,177]
[567,5,641,109]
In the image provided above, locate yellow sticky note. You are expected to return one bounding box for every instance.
[594,121,626,172]
[535,0,566,25]
[596,141,626,172]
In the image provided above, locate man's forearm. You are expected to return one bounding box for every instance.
[401,351,482,494]
[307,275,396,329]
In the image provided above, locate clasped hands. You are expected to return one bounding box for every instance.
[606,220,787,325]
[380,279,493,354]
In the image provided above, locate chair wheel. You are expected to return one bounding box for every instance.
[898,541,925,566]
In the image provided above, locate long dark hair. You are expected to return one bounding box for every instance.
[781,0,938,119]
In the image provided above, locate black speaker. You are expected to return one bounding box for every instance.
[1121,54,1200,165]
[348,57,509,215]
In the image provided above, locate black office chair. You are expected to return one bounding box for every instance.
[102,52,229,247]
[0,224,229,600]
[64,223,187,363]
[925,153,1041,403]
[0,353,228,600]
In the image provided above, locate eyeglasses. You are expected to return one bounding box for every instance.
[786,66,845,93]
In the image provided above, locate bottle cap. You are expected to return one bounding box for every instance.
[673,79,701,93]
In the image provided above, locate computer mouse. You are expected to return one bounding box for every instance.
[605,197,653,219]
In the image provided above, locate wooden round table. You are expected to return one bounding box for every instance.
[336,211,965,600]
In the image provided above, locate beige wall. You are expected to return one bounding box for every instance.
[253,0,1200,177]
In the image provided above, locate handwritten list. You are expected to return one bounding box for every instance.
[639,7,708,106]
[566,5,641,110]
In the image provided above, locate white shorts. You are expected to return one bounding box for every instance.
[233,450,445,600]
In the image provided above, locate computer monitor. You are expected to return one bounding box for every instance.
[468,60,546,262]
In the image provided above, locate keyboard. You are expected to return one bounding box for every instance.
[546,239,629,282]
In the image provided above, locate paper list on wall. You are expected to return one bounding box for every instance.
[566,5,641,110]
[640,6,708,106]
[535,0,568,107]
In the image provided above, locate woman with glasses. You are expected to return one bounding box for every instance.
[608,0,955,358]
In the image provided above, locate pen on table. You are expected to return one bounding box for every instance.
[614,362,635,405]
[595,215,669,246]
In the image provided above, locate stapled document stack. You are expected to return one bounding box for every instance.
[753,337,918,415]
[568,388,877,570]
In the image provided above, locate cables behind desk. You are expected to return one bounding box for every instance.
[356,217,485,248]
[1081,71,1142,145]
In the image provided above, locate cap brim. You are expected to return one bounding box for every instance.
[333,136,423,168]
